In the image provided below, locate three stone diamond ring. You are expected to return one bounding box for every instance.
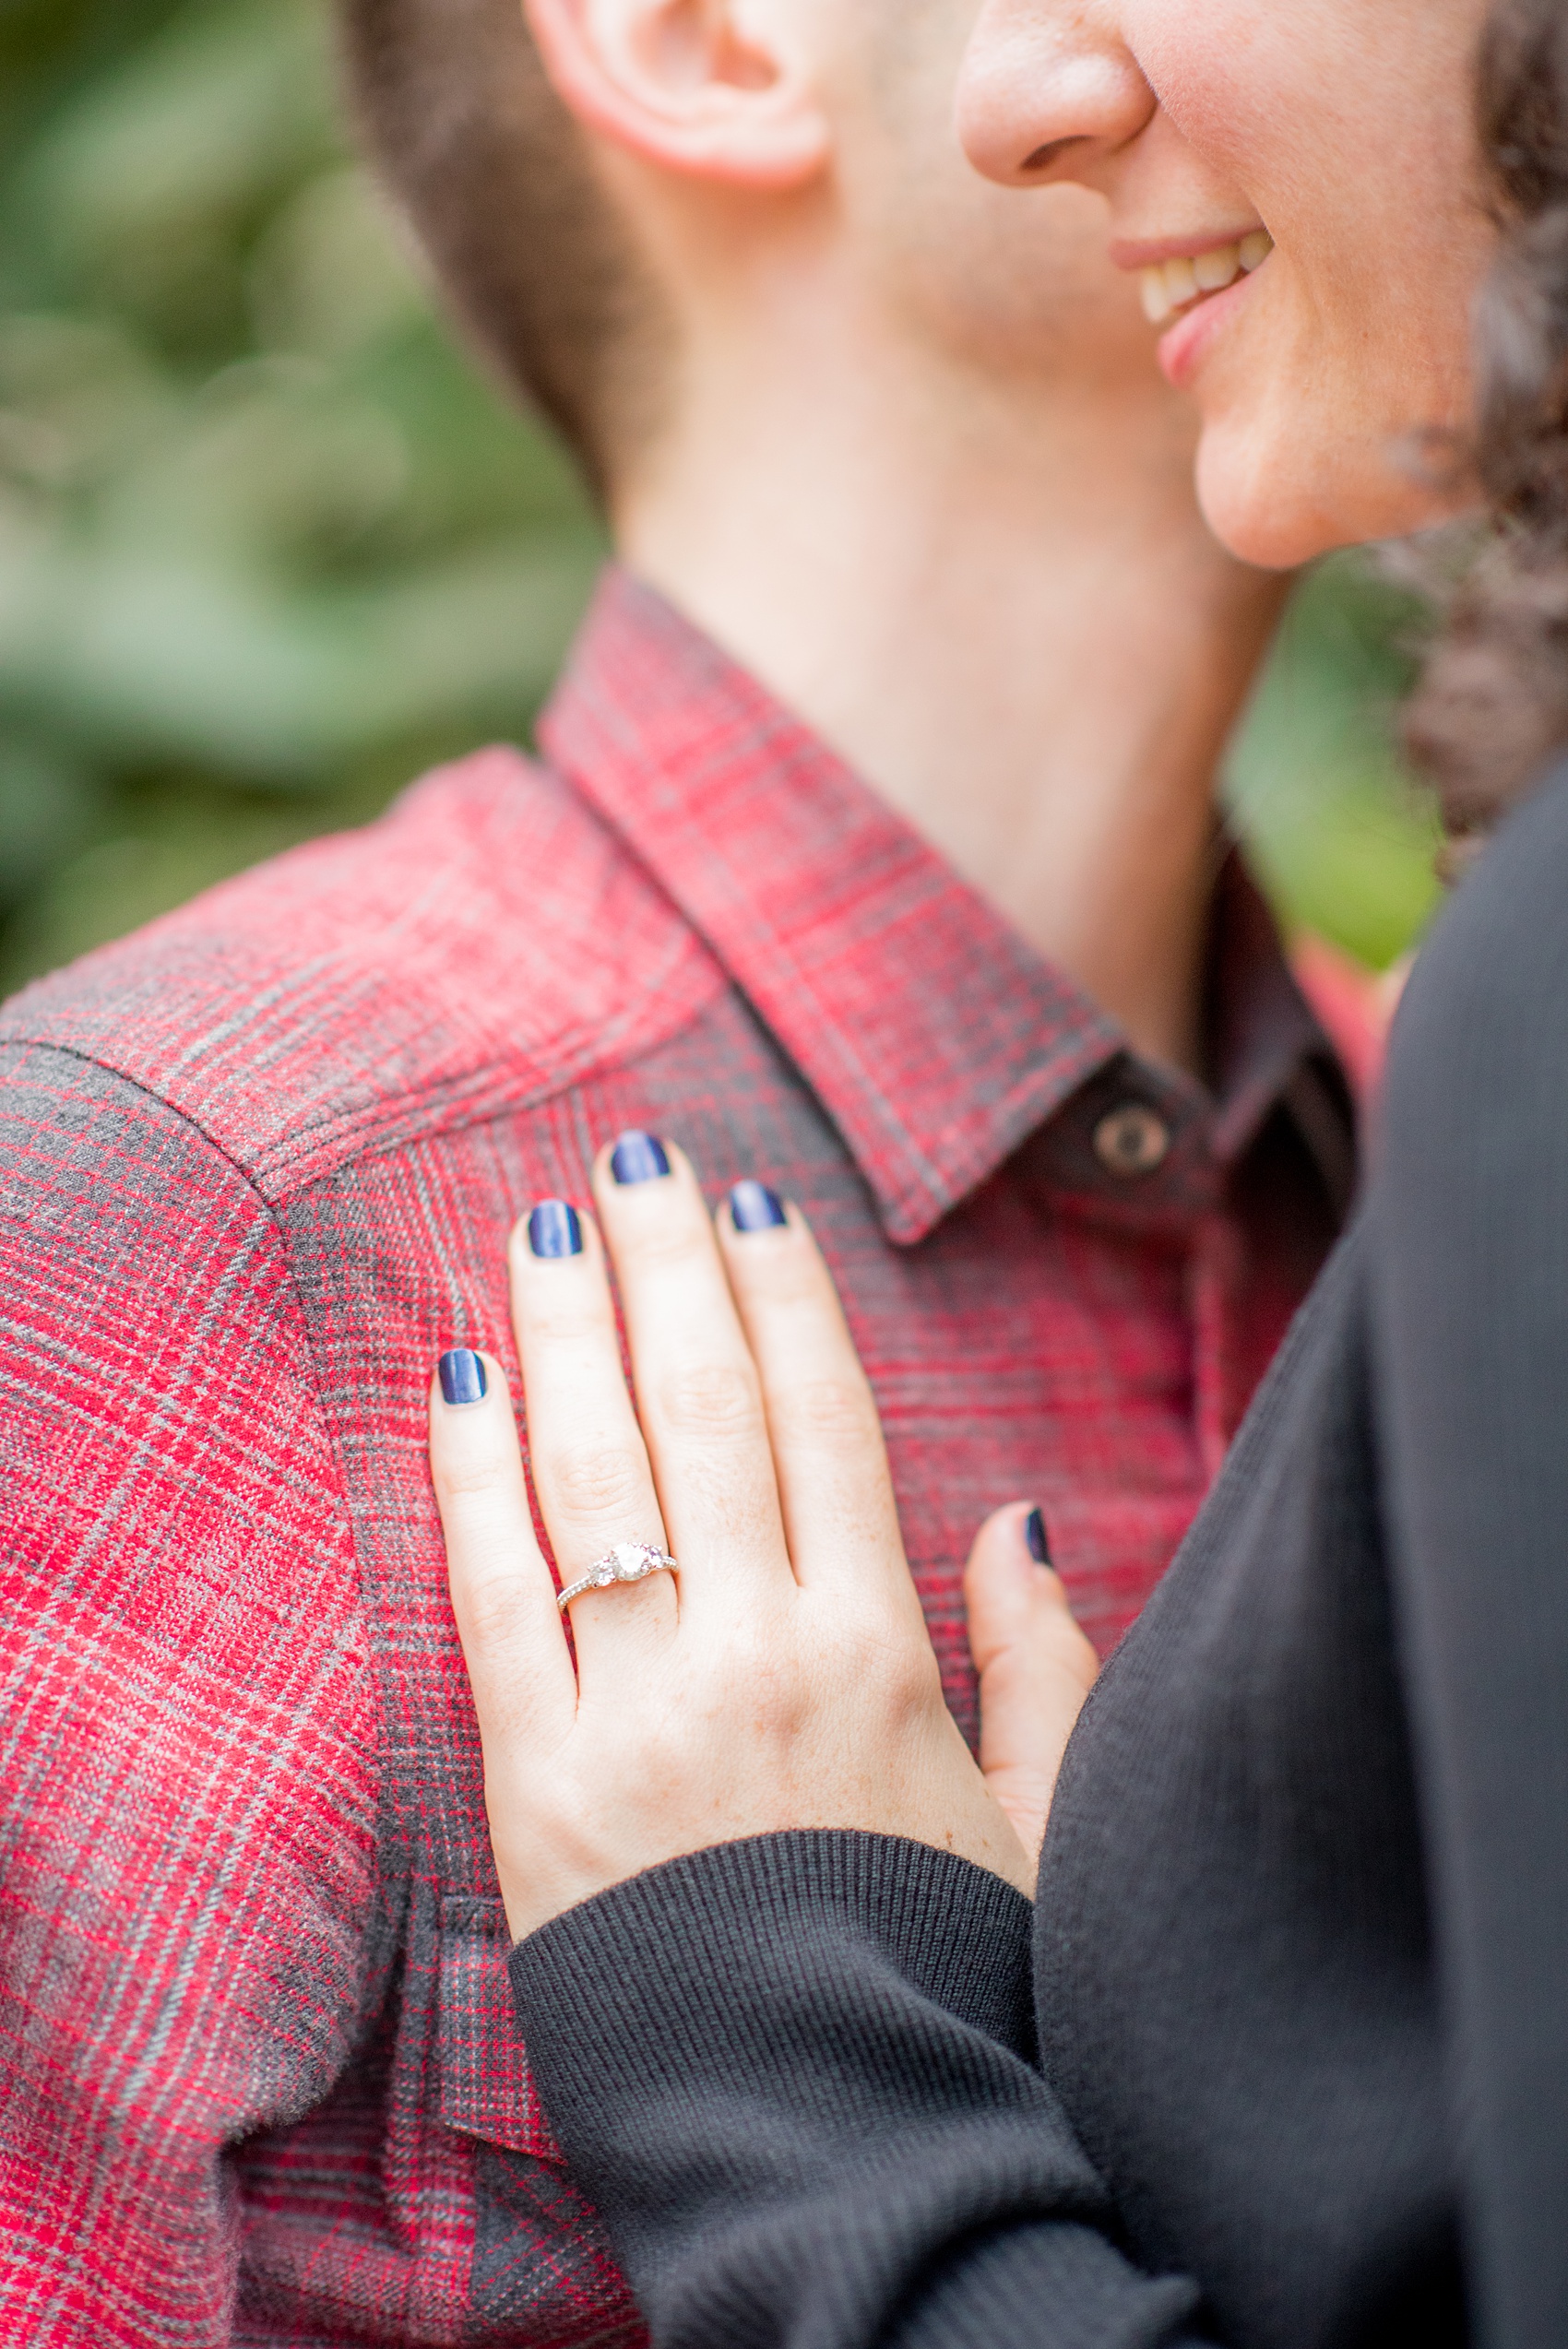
[556,1541,679,1613]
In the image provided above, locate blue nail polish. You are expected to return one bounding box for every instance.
[528,1200,583,1259]
[611,1130,671,1186]
[1026,1507,1051,1567]
[440,1349,488,1406]
[730,1180,788,1234]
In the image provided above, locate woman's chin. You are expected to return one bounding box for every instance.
[1190,434,1335,572]
[1192,414,1446,574]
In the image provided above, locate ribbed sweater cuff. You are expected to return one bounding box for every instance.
[509,1830,1037,2090]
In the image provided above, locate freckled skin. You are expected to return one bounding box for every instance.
[959,0,1493,567]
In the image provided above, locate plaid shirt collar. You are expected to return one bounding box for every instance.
[538,566,1343,1246]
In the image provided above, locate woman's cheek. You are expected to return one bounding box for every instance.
[1125,0,1292,184]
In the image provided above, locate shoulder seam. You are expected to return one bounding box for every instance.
[4,957,734,1210]
[0,929,731,1205]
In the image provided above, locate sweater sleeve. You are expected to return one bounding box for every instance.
[1373,756,1568,2349]
[0,1040,380,2343]
[509,1831,1209,2349]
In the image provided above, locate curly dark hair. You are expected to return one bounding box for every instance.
[1406,0,1568,838]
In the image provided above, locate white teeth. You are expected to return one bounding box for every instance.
[1163,255,1198,309]
[1193,243,1241,293]
[1138,231,1273,328]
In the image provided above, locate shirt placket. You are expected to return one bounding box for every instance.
[1020,1052,1236,1495]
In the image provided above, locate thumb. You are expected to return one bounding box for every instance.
[966,1505,1099,1872]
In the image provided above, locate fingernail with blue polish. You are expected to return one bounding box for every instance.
[528,1200,583,1259]
[730,1180,788,1234]
[440,1349,488,1407]
[1025,1507,1052,1567]
[611,1130,671,1186]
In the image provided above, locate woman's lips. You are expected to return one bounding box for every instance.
[1155,266,1261,390]
[1112,230,1276,391]
[1140,231,1273,326]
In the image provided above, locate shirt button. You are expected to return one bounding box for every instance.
[1093,1101,1171,1179]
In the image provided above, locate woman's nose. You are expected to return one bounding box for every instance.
[956,0,1156,192]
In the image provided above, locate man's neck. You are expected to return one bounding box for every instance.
[614,298,1289,1078]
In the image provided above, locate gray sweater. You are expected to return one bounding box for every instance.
[508,761,1568,2349]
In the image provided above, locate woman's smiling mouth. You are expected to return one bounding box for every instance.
[1139,231,1274,326]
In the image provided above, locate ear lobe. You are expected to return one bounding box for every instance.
[524,0,832,191]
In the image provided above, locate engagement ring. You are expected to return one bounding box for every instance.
[556,1542,678,1612]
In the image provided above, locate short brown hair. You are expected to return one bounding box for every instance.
[335,0,672,497]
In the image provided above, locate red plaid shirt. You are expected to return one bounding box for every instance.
[0,570,1353,2345]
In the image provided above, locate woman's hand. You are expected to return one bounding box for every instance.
[430,1142,1096,1942]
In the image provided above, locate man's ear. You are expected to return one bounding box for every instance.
[523,0,832,189]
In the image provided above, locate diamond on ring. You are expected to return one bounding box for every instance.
[557,1542,678,1612]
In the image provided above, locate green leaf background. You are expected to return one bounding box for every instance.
[0,0,1438,995]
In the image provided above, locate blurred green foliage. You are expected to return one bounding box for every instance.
[0,0,1435,995]
[0,0,604,991]
[1227,561,1441,969]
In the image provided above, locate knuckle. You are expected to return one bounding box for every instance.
[819,1601,936,1710]
[874,1632,935,1699]
[546,1442,649,1522]
[436,1450,514,1506]
[1031,1587,1099,1681]
[457,1565,529,1651]
[861,1625,943,1716]
[525,1296,603,1347]
[772,1374,876,1449]
[654,1358,763,1440]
